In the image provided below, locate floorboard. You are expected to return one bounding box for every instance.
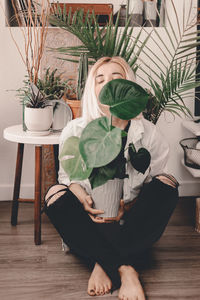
[0,198,200,300]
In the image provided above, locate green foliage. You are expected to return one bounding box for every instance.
[37,68,73,100]
[16,69,74,108]
[79,117,122,168]
[48,6,150,70]
[128,143,151,174]
[23,84,49,108]
[59,136,92,181]
[77,53,88,100]
[60,79,149,188]
[99,79,149,120]
[49,1,200,123]
[138,0,200,123]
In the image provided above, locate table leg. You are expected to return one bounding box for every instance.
[11,143,24,226]
[34,146,42,245]
[53,144,59,182]
[195,198,200,233]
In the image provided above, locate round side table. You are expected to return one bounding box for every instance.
[3,125,61,245]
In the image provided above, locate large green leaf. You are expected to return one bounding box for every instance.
[79,116,122,168]
[99,79,148,120]
[59,136,92,180]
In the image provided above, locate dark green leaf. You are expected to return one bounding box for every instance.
[129,144,151,174]
[99,79,148,120]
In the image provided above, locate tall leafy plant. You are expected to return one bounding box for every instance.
[48,5,150,71]
[138,0,200,123]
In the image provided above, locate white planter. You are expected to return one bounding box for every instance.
[24,106,53,134]
[91,178,123,218]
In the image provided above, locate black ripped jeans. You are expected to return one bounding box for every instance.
[44,177,179,290]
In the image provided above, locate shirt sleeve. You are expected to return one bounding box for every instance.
[147,126,169,178]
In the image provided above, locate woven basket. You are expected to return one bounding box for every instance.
[179,138,200,169]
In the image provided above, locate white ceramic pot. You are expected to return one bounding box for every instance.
[91,178,123,218]
[24,106,53,133]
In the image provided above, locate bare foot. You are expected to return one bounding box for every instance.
[118,265,146,300]
[87,263,112,296]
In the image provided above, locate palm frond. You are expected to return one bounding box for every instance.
[48,5,149,67]
[138,0,200,123]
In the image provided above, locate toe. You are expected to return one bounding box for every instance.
[106,284,111,293]
[88,288,96,296]
[100,287,105,295]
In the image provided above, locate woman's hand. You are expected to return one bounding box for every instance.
[103,199,125,223]
[103,197,138,223]
[82,195,105,223]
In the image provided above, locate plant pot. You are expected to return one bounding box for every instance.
[64,99,81,119]
[51,100,72,132]
[24,106,53,135]
[91,178,123,218]
[129,0,144,26]
[144,1,157,26]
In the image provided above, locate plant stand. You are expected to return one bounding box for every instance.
[3,125,60,245]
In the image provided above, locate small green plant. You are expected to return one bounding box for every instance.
[77,53,88,100]
[37,68,73,100]
[23,84,49,108]
[60,79,150,189]
[16,68,74,108]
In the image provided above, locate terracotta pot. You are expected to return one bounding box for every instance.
[64,98,81,119]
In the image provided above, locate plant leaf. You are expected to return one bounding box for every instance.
[59,136,92,180]
[99,79,148,120]
[79,116,122,168]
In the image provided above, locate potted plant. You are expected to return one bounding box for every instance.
[63,53,88,119]
[59,79,150,218]
[48,1,200,124]
[6,0,52,132]
[23,83,53,135]
[16,67,74,132]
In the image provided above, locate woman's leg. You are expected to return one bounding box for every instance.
[43,184,124,291]
[114,174,179,300]
[119,174,179,260]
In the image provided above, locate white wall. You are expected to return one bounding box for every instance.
[0,0,200,201]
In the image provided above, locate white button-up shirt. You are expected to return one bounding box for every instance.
[58,117,169,203]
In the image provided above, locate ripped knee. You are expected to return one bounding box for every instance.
[45,184,67,207]
[155,174,179,189]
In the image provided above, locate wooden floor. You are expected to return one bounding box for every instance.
[0,198,200,300]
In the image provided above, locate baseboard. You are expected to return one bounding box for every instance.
[0,184,34,201]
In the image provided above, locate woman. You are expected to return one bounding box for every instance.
[44,57,179,300]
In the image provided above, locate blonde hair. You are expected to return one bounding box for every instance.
[81,56,136,123]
